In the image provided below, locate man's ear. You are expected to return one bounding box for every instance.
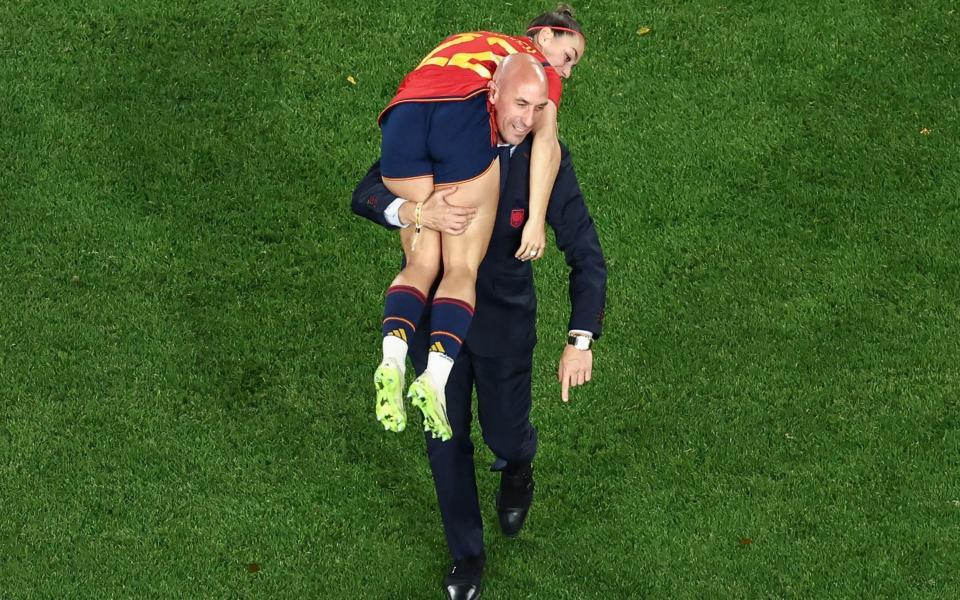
[487,79,499,103]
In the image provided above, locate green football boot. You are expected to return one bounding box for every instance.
[407,372,452,442]
[374,359,406,433]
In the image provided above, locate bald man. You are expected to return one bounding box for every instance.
[354,51,606,600]
[490,53,551,145]
[374,51,559,445]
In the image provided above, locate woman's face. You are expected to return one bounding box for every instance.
[535,29,585,79]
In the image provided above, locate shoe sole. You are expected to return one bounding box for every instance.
[408,377,452,442]
[374,363,406,432]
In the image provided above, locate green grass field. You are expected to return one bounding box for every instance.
[2,1,959,597]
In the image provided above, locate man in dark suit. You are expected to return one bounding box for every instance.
[352,81,606,600]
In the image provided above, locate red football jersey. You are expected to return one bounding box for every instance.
[379,31,563,123]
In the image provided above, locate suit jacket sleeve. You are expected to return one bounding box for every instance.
[351,159,400,230]
[546,147,608,339]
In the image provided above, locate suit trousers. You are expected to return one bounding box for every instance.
[409,341,538,561]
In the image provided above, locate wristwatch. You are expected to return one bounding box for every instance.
[567,333,593,351]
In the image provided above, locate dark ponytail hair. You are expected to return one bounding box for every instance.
[526,4,583,38]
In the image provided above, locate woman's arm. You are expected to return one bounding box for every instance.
[516,101,560,261]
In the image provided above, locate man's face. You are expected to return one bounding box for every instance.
[490,79,550,145]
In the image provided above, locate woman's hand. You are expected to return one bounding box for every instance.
[515,219,546,261]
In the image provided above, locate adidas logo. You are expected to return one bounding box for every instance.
[430,341,445,353]
[389,329,407,342]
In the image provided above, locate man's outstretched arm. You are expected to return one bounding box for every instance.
[546,147,608,402]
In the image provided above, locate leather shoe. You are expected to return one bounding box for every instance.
[443,554,484,600]
[495,464,534,537]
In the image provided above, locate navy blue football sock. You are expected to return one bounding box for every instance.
[382,285,427,345]
[428,297,475,361]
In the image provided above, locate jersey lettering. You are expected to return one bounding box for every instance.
[380,31,563,123]
[414,35,519,79]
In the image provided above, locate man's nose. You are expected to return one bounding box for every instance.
[522,107,536,127]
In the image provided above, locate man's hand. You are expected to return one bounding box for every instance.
[397,186,477,235]
[558,345,593,402]
[515,219,546,261]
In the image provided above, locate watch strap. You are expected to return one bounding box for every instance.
[567,334,593,350]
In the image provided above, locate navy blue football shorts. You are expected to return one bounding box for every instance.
[380,93,497,186]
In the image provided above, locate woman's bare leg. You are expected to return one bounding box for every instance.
[374,176,440,433]
[408,160,500,441]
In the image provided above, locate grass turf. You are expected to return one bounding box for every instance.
[1,1,959,597]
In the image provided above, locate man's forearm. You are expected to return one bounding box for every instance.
[394,199,415,227]
[351,162,473,234]
[546,151,607,340]
[351,160,402,230]
[393,188,477,235]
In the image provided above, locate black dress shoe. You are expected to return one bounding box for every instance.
[495,464,534,537]
[443,554,485,600]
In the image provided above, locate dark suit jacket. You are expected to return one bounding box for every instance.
[351,138,607,357]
